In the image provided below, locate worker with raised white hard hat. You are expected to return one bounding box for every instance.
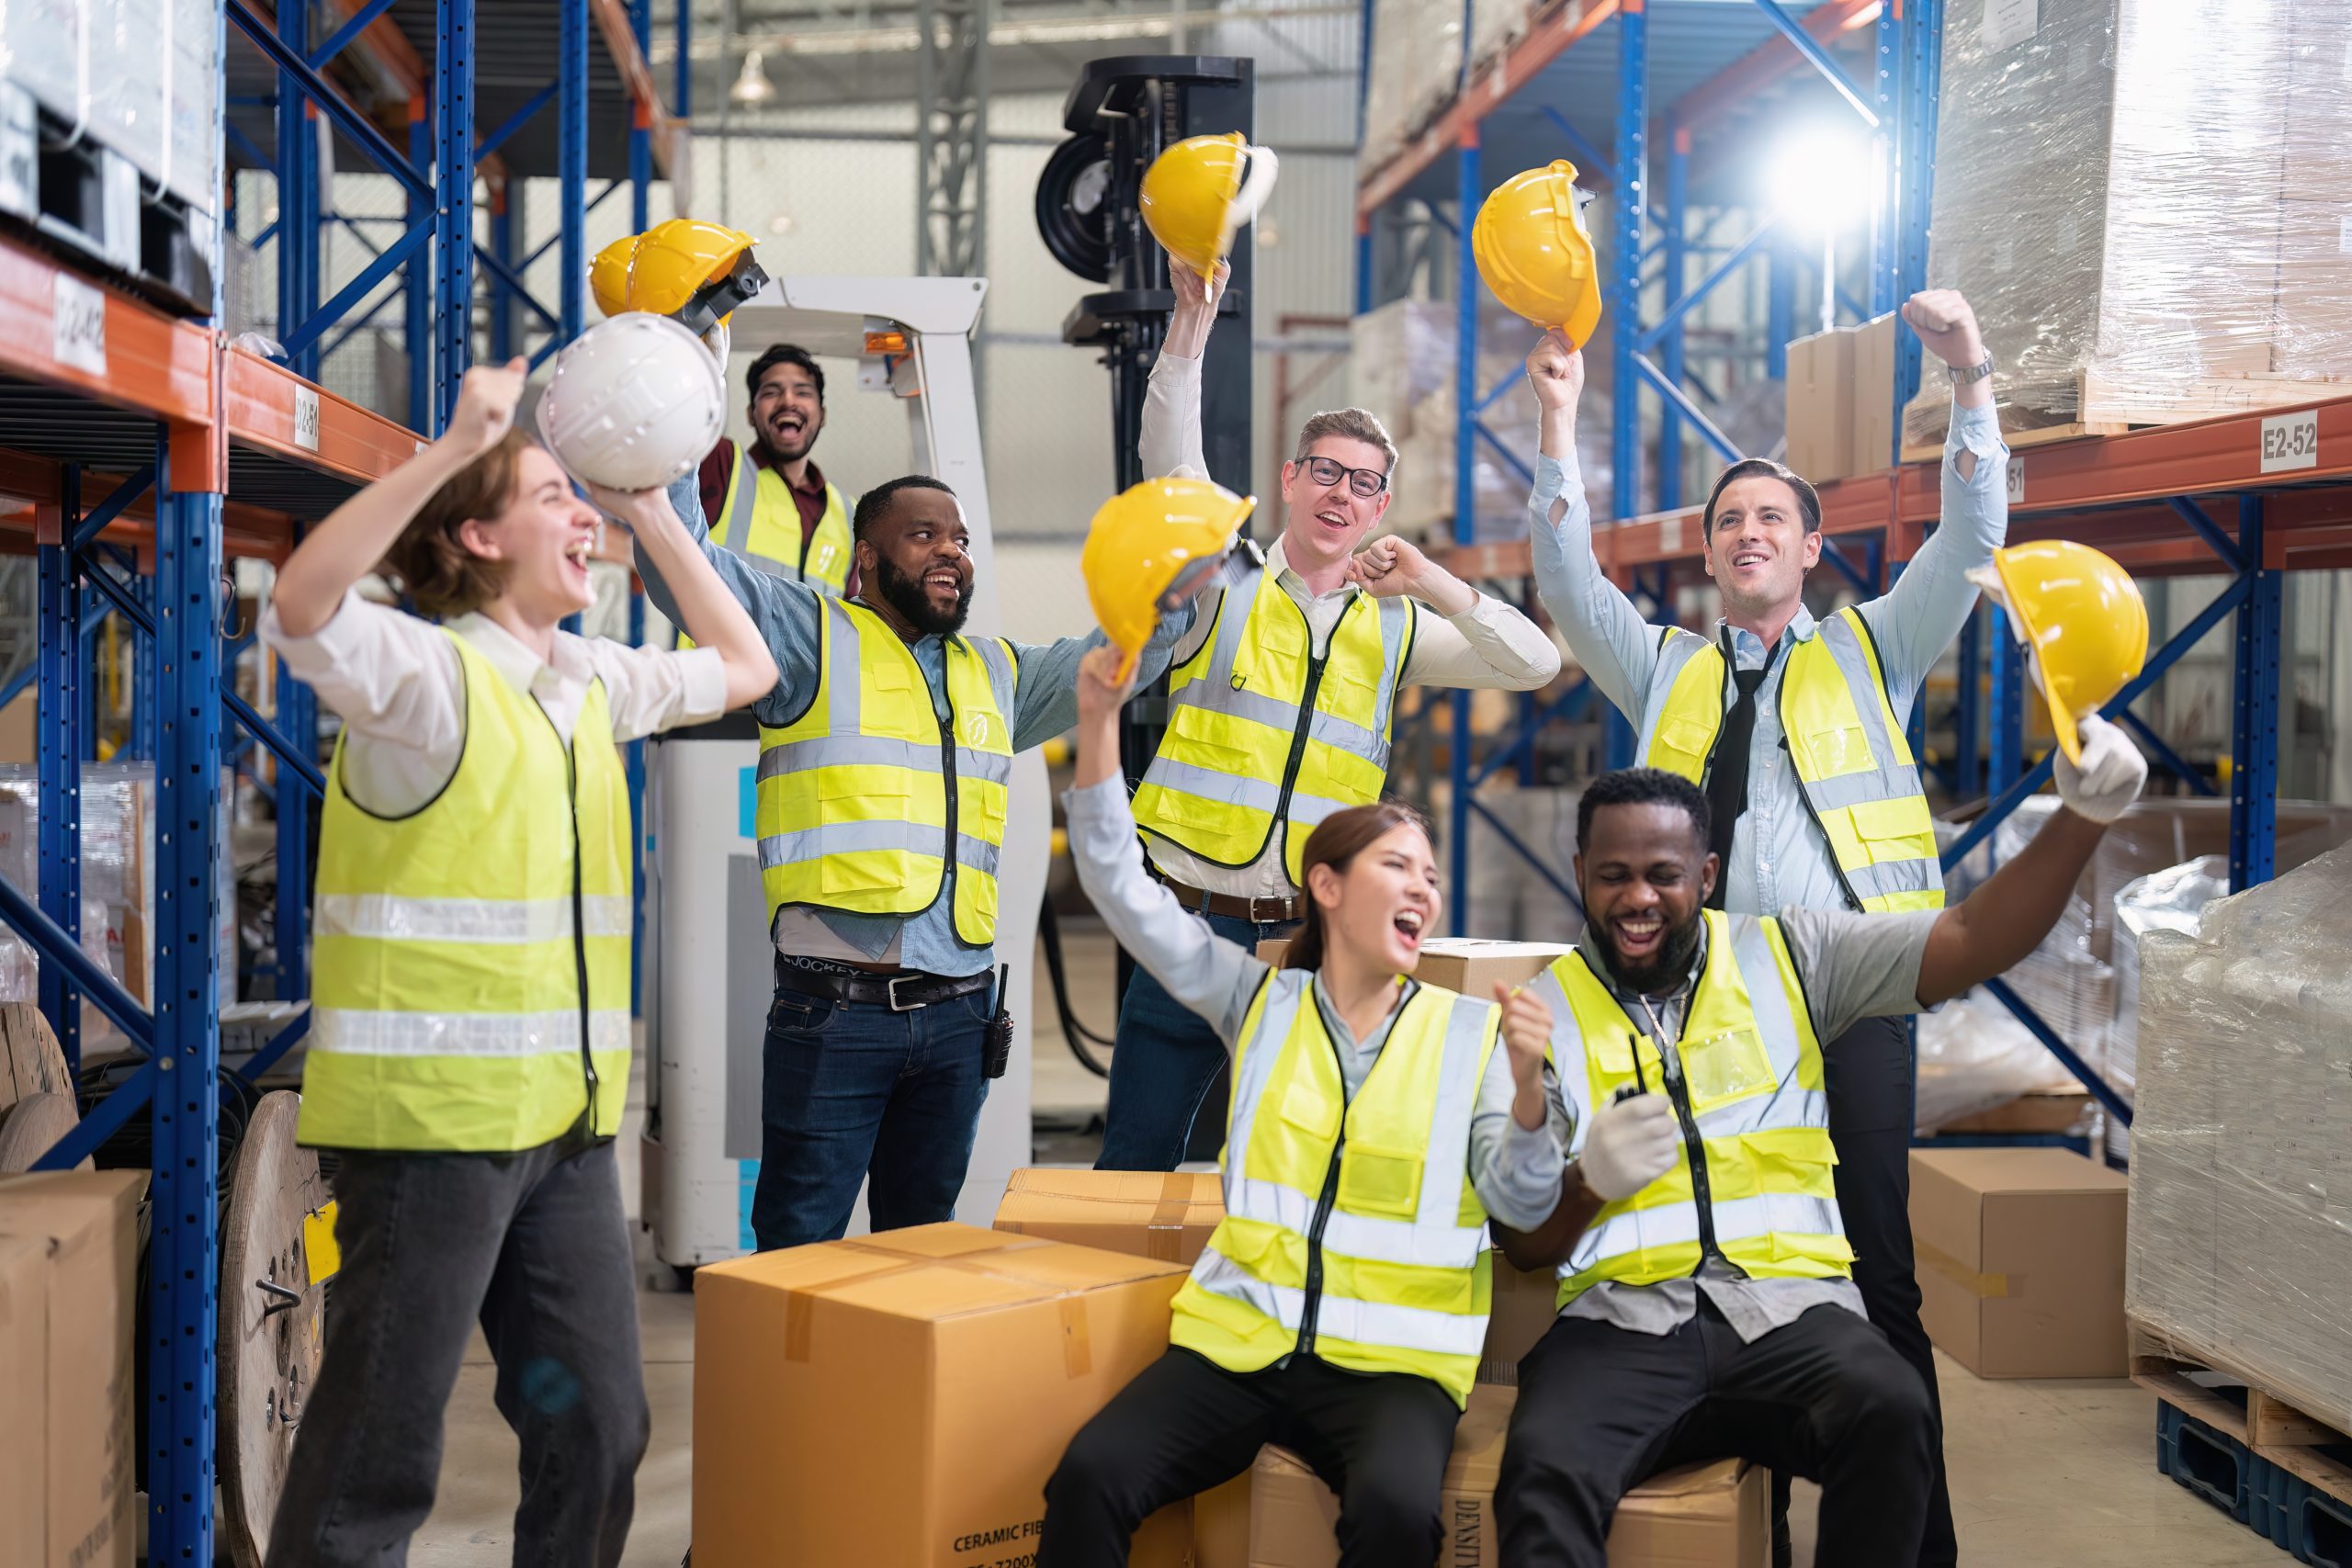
[1521,282,2008,1566]
[1095,135,1564,1175]
[257,345,777,1568]
[639,461,1205,1253]
[1488,715,2147,1566]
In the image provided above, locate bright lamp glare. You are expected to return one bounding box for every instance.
[1767,129,1873,234]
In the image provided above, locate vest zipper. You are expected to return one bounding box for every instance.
[1268,649,1329,858]
[938,696,961,911]
[1295,1022,1352,1358]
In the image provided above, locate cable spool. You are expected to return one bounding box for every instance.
[0,1000,74,1113]
[216,1090,335,1568]
[0,1090,86,1171]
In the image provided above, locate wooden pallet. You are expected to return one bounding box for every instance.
[1899,366,2352,464]
[2131,1319,2352,1509]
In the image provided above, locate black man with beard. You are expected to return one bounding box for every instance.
[641,470,1193,1248]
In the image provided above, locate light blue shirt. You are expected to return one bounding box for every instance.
[639,472,1191,976]
[1529,400,2009,916]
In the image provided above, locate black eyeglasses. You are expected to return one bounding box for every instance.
[1300,456,1390,499]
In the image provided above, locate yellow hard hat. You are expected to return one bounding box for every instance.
[1139,133,1280,280]
[1473,161,1603,345]
[1081,478,1258,668]
[590,235,639,319]
[1970,540,2149,764]
[624,219,770,333]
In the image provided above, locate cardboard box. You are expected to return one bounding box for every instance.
[0,1168,145,1568]
[1254,938,1574,998]
[1850,312,1898,474]
[1195,1471,1254,1568]
[1248,1384,1767,1566]
[692,1222,1192,1567]
[1477,1255,1559,1385]
[1910,1148,2129,1378]
[1930,1092,2092,1137]
[1784,328,1857,482]
[993,1168,1225,1266]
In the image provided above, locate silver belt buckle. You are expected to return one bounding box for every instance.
[1250,895,1295,924]
[887,975,924,1011]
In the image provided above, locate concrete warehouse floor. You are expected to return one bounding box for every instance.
[405,922,2286,1567]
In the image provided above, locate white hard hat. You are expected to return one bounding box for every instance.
[537,313,726,491]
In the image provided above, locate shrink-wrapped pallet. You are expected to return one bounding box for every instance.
[2127,842,2352,1432]
[1902,0,2352,449]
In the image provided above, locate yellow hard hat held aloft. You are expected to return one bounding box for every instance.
[623,218,770,333]
[1474,161,1603,346]
[591,234,639,319]
[1968,540,2149,764]
[1082,478,1259,675]
[1140,133,1281,280]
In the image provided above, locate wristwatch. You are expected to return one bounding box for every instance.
[1948,353,1995,388]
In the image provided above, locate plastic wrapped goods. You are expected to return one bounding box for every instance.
[1915,986,2098,1133]
[2127,843,2352,1432]
[1359,0,1535,177]
[2107,853,2228,1156]
[1903,0,2352,448]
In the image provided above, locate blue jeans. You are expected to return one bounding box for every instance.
[1096,911,1300,1171]
[750,984,991,1251]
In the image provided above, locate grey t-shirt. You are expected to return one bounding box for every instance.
[1555,907,1938,1342]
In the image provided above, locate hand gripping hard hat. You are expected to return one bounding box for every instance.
[1473,161,1603,346]
[537,313,728,491]
[623,219,771,334]
[590,234,639,319]
[1968,540,2149,764]
[1139,133,1280,280]
[1082,478,1258,671]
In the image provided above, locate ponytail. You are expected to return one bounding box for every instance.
[1282,801,1432,972]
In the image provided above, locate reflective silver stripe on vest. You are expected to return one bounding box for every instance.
[1188,1247,1489,1357]
[1573,1191,1845,1267]
[1222,1177,1487,1269]
[1219,971,1306,1205]
[315,893,632,943]
[1134,759,1288,817]
[758,732,937,778]
[718,451,791,579]
[311,1007,633,1058]
[1414,993,1496,1236]
[1522,963,1594,1156]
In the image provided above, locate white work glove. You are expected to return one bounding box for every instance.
[1577,1091,1681,1201]
[700,319,732,372]
[2052,713,2146,825]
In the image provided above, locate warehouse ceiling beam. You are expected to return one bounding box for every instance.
[1670,0,1879,133]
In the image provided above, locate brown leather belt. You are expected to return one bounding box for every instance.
[1157,874,1305,926]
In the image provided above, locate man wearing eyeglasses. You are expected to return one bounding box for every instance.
[1094,252,1562,1172]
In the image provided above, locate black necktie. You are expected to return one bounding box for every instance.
[1703,653,1772,909]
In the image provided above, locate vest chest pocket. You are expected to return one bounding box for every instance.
[1316,657,1381,724]
[1337,1141,1425,1220]
[1589,1028,1651,1096]
[1649,714,1719,780]
[1680,1027,1779,1118]
[1846,795,1936,862]
[1278,1075,1341,1143]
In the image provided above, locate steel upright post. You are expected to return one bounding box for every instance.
[37,470,84,1071]
[1449,134,1480,933]
[488,180,514,363]
[275,523,312,1000]
[407,96,433,434]
[631,0,653,231]
[1604,0,1646,771]
[435,0,477,427]
[277,0,321,381]
[2231,494,2279,890]
[1659,125,1688,510]
[1987,605,2022,794]
[561,0,589,342]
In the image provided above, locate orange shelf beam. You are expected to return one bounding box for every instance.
[0,234,215,429]
[225,349,422,485]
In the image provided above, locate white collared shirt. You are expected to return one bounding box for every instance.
[260,590,728,817]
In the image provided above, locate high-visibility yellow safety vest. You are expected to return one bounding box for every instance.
[715,445,854,592]
[753,596,1019,948]
[1521,910,1853,1310]
[1639,607,1944,913]
[303,633,633,1152]
[1172,972,1500,1407]
[1133,568,1416,887]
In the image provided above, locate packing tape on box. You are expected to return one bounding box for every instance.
[1144,1172,1203,1263]
[780,1234,1096,1379]
[1916,1240,2018,1299]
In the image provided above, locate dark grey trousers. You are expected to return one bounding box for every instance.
[266,1137,651,1568]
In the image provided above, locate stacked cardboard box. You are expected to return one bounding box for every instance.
[0,1169,145,1568]
[2128,844,2352,1433]
[693,1223,1193,1566]
[1248,1384,1768,1566]
[994,1168,1224,1265]
[1910,1148,2130,1378]
[1782,314,1896,484]
[1900,0,2352,448]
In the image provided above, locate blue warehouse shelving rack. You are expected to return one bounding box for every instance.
[1351,0,2352,1137]
[0,2,687,1560]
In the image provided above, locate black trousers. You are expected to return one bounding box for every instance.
[266,1139,651,1568]
[1496,1299,1935,1568]
[1816,1011,1955,1564]
[1041,1348,1462,1568]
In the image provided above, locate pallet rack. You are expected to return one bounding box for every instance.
[1352,0,2336,1133]
[0,3,683,1560]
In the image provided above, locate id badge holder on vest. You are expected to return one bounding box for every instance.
[1678,1027,1778,1118]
